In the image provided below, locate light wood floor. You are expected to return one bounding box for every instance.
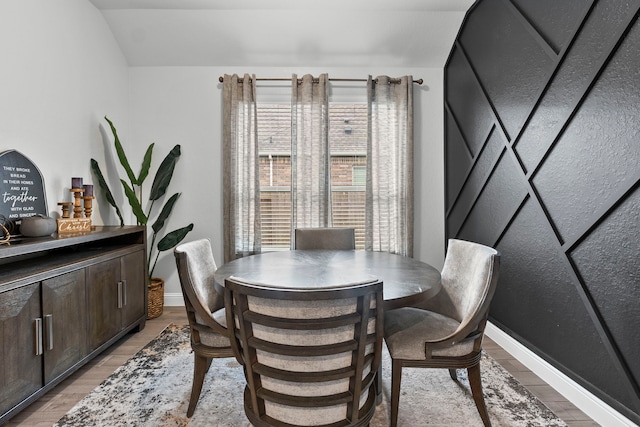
[7,306,600,427]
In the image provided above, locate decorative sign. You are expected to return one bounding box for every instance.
[57,218,92,235]
[0,150,48,234]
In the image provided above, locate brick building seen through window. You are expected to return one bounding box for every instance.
[258,103,367,249]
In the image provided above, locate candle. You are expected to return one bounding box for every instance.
[83,184,94,197]
[72,177,83,189]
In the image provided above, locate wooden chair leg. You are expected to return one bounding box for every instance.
[187,354,209,417]
[467,363,491,427]
[390,360,402,427]
[448,368,458,381]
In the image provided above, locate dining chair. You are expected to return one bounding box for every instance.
[224,276,384,427]
[174,239,235,417]
[293,227,356,250]
[383,238,500,427]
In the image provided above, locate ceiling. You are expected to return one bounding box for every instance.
[88,0,475,68]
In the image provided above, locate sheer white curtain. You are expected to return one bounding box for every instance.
[366,75,414,256]
[222,74,261,262]
[290,74,331,236]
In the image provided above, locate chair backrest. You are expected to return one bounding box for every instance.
[224,276,383,427]
[293,227,356,250]
[422,239,500,344]
[174,239,228,340]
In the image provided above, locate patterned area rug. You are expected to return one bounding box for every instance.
[55,324,567,426]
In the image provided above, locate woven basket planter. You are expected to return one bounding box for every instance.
[147,278,165,319]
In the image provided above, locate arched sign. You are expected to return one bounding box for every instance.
[0,150,48,235]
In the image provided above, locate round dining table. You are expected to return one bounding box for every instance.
[213,250,442,310]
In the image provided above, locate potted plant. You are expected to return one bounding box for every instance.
[91,116,193,319]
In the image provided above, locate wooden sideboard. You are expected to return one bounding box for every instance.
[0,226,148,424]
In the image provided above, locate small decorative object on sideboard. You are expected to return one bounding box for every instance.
[70,176,88,218]
[56,177,95,235]
[1,215,12,244]
[82,184,95,218]
[19,214,57,237]
[57,201,73,219]
[0,150,49,236]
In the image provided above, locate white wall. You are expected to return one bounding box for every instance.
[127,66,446,301]
[0,0,129,225]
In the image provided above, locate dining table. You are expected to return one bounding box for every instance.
[213,249,442,310]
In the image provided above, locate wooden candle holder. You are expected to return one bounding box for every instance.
[83,196,95,219]
[57,202,73,219]
[71,188,83,218]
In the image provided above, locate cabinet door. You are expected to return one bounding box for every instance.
[42,270,87,383]
[0,283,42,415]
[87,258,121,350]
[120,250,145,327]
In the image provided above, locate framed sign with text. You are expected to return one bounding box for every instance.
[0,150,48,235]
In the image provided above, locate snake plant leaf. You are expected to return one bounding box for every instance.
[90,159,124,226]
[137,143,154,184]
[156,223,194,252]
[121,179,148,225]
[149,144,181,201]
[105,116,137,186]
[151,192,180,234]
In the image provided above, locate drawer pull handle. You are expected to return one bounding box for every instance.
[45,314,54,351]
[117,281,123,308]
[34,318,43,356]
[121,280,127,307]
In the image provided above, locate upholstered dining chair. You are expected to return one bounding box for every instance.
[293,227,356,250]
[174,239,234,417]
[383,239,500,427]
[224,276,384,427]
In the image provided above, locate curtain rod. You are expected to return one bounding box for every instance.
[218,76,423,85]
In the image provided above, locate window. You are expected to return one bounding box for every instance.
[258,103,367,249]
[223,74,413,260]
[352,166,366,186]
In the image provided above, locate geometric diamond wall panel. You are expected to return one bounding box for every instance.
[445,110,473,211]
[445,0,640,423]
[510,0,590,53]
[533,22,640,244]
[459,0,555,140]
[514,0,637,173]
[447,127,505,234]
[446,47,494,155]
[570,188,640,393]
[493,198,633,410]
[456,152,528,245]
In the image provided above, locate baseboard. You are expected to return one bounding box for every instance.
[486,322,638,427]
[164,292,185,307]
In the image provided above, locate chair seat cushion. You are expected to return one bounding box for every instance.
[384,307,474,360]
[194,308,230,348]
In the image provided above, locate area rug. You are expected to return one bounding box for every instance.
[55,324,567,427]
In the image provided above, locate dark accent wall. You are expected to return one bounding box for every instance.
[444,0,640,423]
